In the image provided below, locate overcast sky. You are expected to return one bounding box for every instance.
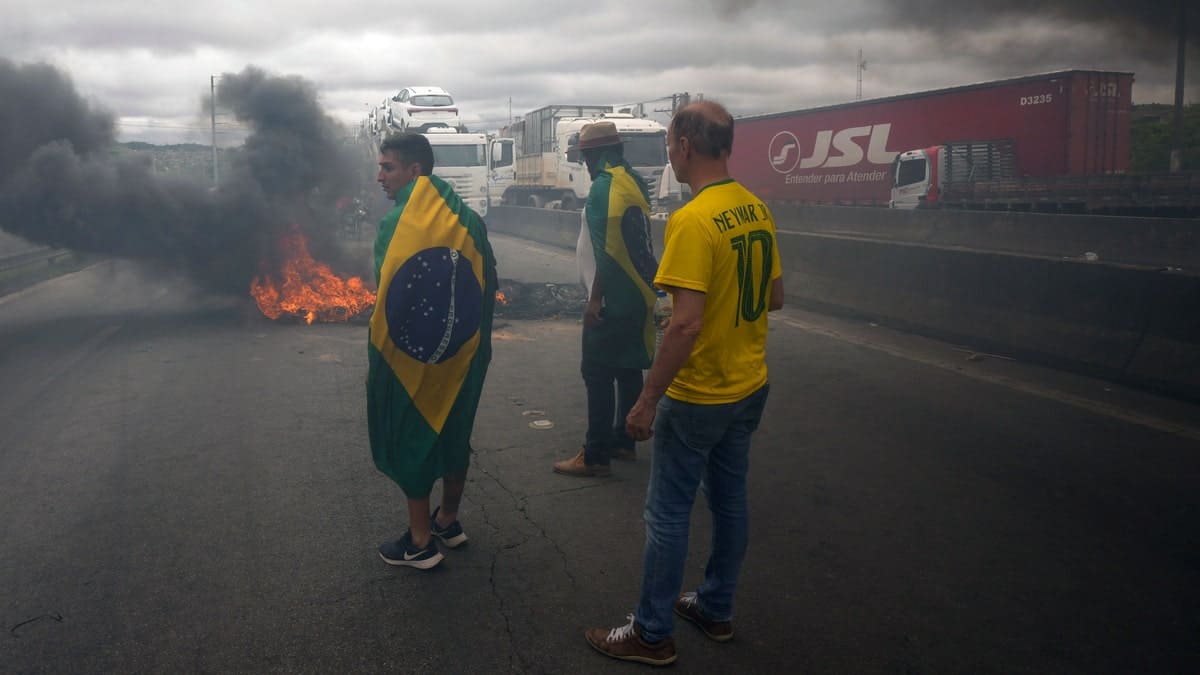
[2,0,1195,144]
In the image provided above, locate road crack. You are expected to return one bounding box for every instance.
[9,613,63,638]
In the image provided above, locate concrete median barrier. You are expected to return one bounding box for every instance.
[488,205,668,257]
[1120,270,1200,398]
[779,231,1200,400]
[487,206,582,250]
[489,204,1200,400]
[768,204,1200,270]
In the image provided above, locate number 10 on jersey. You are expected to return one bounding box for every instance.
[730,230,773,327]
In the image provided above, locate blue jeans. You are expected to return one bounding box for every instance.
[635,385,769,643]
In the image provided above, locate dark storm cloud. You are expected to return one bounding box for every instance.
[710,0,762,20]
[0,59,367,295]
[872,0,1197,104]
[884,0,1196,57]
[2,0,1191,147]
[0,4,284,55]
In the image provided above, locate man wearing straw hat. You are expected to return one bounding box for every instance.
[553,120,658,478]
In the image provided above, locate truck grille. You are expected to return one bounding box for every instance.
[437,174,477,197]
[641,167,664,204]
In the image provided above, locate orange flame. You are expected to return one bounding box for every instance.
[495,290,508,306]
[250,227,376,324]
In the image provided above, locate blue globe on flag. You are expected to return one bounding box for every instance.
[384,247,482,364]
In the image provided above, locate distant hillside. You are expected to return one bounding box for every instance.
[122,141,213,152]
[116,142,230,182]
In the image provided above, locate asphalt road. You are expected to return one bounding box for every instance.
[1,233,1198,674]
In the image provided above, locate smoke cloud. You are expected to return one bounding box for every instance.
[0,59,368,295]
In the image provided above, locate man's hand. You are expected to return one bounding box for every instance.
[625,397,656,441]
[583,300,603,328]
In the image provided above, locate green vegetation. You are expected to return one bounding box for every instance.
[1130,103,1200,173]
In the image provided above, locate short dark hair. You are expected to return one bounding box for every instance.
[669,101,734,160]
[380,133,434,175]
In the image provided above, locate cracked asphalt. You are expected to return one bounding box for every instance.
[1,233,1198,674]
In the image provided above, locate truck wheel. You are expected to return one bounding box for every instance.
[527,195,544,208]
[560,195,578,211]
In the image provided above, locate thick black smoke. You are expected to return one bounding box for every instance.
[0,60,368,295]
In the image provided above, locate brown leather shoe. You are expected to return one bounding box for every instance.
[674,592,733,642]
[585,615,677,666]
[553,448,611,477]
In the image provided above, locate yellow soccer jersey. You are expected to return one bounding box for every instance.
[654,179,781,404]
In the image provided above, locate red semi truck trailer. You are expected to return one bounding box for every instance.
[729,70,1133,209]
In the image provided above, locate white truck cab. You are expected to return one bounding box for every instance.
[424,129,490,216]
[488,137,516,208]
[557,114,667,207]
[890,148,934,209]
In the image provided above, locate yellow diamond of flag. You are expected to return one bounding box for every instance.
[369,177,487,433]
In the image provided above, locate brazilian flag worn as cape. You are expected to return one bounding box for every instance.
[583,156,657,369]
[367,174,496,497]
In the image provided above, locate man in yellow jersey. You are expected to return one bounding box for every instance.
[585,101,784,666]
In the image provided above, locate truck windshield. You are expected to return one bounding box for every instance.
[622,132,668,167]
[432,144,486,167]
[895,158,927,187]
[491,142,514,169]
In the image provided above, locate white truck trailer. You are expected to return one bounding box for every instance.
[498,106,668,209]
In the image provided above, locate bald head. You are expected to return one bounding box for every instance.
[669,100,734,160]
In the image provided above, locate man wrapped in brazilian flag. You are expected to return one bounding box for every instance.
[553,121,658,478]
[369,133,496,570]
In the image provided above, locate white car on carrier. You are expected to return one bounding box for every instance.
[386,86,462,133]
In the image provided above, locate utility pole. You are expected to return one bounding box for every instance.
[210,75,219,186]
[857,49,867,100]
[651,92,700,119]
[1170,3,1187,173]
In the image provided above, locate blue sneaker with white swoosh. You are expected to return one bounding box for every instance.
[430,506,468,548]
[379,530,443,570]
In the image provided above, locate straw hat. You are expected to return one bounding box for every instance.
[578,121,621,150]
